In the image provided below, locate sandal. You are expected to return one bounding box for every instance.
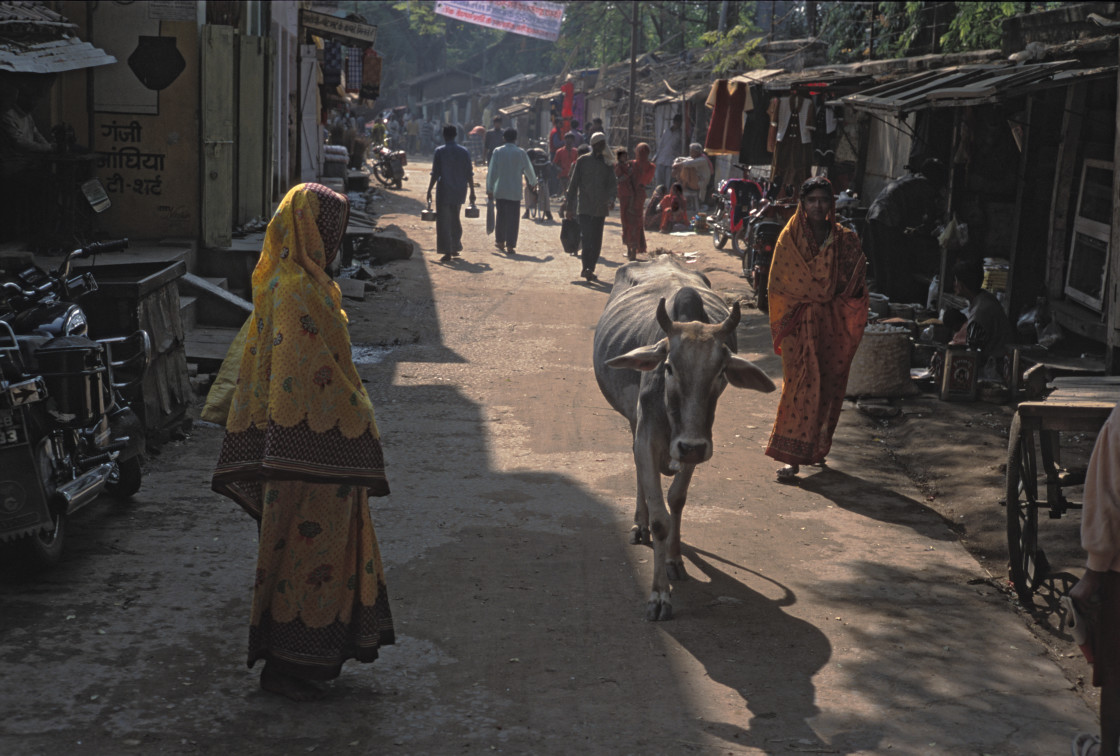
[776,464,800,483]
[1071,733,1100,756]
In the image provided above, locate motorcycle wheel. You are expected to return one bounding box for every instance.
[105,456,142,500]
[373,163,394,188]
[712,228,728,250]
[730,229,746,258]
[1,439,66,571]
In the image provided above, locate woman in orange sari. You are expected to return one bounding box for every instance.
[616,142,655,260]
[766,176,868,482]
[212,183,394,700]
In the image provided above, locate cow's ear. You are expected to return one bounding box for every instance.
[606,340,668,371]
[724,354,777,392]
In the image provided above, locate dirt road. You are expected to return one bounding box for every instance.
[0,157,1099,755]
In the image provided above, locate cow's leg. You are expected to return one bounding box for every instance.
[635,451,673,621]
[664,464,695,581]
[629,467,651,545]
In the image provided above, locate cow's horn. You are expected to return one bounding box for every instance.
[656,298,676,335]
[720,301,742,334]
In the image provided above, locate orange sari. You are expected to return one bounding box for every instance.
[765,200,868,465]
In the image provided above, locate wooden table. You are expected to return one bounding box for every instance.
[1005,376,1120,599]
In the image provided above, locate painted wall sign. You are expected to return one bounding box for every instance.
[147,1,196,22]
[96,120,165,197]
[433,1,565,42]
[299,10,378,45]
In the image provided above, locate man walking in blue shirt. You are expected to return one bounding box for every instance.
[486,128,536,255]
[428,124,476,262]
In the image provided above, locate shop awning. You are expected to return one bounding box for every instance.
[499,101,532,117]
[842,60,1115,113]
[0,37,116,74]
[0,2,115,74]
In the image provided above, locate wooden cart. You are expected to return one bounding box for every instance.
[1004,376,1120,600]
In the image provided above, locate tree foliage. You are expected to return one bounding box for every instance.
[938,2,1022,53]
[699,23,766,77]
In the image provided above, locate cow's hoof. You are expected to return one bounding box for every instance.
[666,559,688,581]
[629,525,651,545]
[645,591,673,621]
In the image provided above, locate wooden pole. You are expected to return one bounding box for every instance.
[627,1,638,151]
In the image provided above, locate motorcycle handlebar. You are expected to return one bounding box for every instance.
[75,238,129,259]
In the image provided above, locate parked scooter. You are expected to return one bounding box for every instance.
[371,144,408,189]
[709,173,764,256]
[0,239,151,571]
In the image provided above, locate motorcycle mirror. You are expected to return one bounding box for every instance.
[81,179,112,213]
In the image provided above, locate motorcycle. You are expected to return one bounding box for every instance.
[0,239,151,571]
[371,144,407,189]
[742,198,798,313]
[708,175,764,256]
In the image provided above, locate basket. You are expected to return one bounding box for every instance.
[845,324,917,398]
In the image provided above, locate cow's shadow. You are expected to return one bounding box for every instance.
[661,545,836,754]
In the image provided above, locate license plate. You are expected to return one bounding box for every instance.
[0,409,25,447]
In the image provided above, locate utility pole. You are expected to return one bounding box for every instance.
[627,1,638,150]
[718,0,728,33]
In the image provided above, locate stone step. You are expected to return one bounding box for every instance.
[184,326,240,373]
[179,294,197,331]
[178,273,252,328]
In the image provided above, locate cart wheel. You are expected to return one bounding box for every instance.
[1006,416,1047,601]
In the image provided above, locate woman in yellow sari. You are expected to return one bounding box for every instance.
[766,176,868,482]
[212,183,393,700]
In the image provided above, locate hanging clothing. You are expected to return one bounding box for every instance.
[345,47,363,93]
[360,50,381,101]
[769,94,815,198]
[213,183,393,681]
[738,88,772,167]
[765,184,868,467]
[322,41,343,88]
[704,79,751,155]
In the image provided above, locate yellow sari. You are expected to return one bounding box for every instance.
[212,183,393,680]
[765,195,868,466]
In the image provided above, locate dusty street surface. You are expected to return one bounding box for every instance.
[0,157,1099,755]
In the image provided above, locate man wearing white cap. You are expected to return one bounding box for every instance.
[565,132,617,281]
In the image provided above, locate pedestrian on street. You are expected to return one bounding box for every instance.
[486,128,536,255]
[567,119,584,147]
[553,133,579,194]
[653,113,683,191]
[428,124,476,262]
[765,176,868,483]
[565,131,617,281]
[615,142,654,260]
[483,115,504,163]
[1069,401,1120,756]
[211,183,394,702]
[406,116,419,155]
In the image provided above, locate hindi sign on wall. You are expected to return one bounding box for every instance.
[434,1,565,42]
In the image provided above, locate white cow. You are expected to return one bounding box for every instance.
[593,255,776,620]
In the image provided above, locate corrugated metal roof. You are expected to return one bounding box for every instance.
[842,60,1113,112]
[498,101,532,117]
[0,36,116,74]
[0,2,114,74]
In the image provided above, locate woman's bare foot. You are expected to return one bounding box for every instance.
[260,664,326,702]
[776,464,800,482]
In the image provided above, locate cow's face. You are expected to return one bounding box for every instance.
[606,300,776,469]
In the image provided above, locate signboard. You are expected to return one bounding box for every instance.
[300,9,378,46]
[434,1,565,42]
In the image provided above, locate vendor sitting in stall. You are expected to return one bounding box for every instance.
[949,257,1013,381]
[0,79,55,240]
